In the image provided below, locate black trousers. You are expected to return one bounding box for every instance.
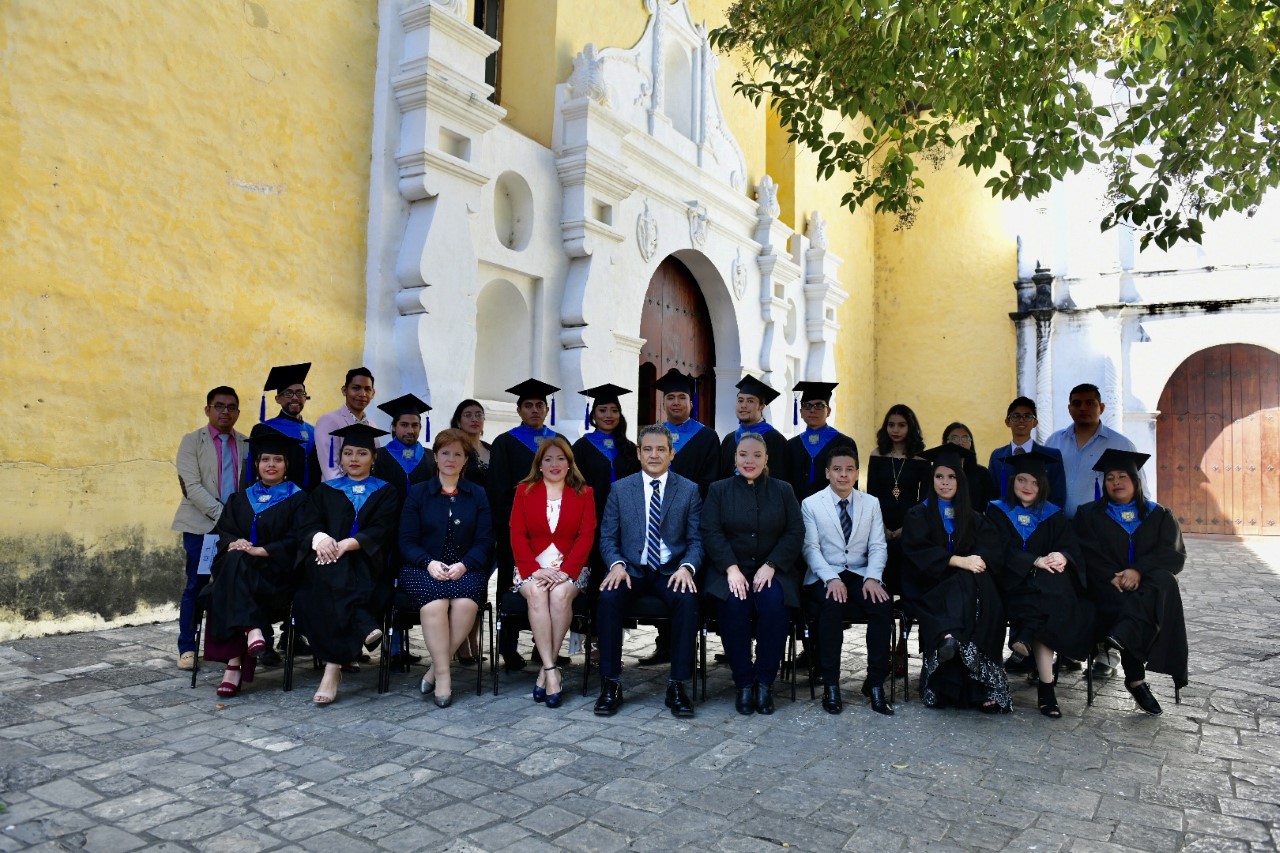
[596,570,698,682]
[805,573,892,688]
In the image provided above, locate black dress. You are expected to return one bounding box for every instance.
[718,426,791,483]
[866,455,930,596]
[463,440,492,489]
[985,502,1095,661]
[208,488,308,643]
[968,463,998,513]
[785,429,857,503]
[294,480,402,665]
[1074,500,1189,687]
[572,433,641,600]
[902,501,1011,711]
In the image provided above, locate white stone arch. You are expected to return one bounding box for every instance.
[474,278,532,401]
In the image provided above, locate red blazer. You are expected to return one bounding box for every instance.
[510,480,597,581]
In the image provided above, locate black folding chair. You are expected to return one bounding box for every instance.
[800,608,899,702]
[377,584,492,696]
[492,590,591,696]
[695,603,799,703]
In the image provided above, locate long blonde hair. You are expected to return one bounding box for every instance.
[518,436,587,494]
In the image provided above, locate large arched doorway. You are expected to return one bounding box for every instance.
[1156,343,1280,535]
[637,256,716,427]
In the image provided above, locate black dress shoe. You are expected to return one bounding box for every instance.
[755,682,775,715]
[637,649,671,667]
[866,684,894,716]
[735,686,756,715]
[594,680,624,716]
[665,682,695,718]
[1090,659,1117,679]
[937,636,959,664]
[256,649,282,668]
[503,652,527,673]
[821,684,843,715]
[1126,681,1163,716]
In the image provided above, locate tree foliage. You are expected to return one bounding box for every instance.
[710,0,1280,250]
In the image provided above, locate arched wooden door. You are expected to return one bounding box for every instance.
[637,256,716,427]
[1156,343,1280,535]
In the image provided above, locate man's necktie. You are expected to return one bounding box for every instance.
[646,479,663,567]
[218,434,236,502]
[838,498,852,543]
[1014,446,1026,456]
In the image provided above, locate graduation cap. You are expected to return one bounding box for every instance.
[791,380,838,425]
[653,369,695,397]
[735,375,780,406]
[922,443,975,473]
[248,423,306,457]
[1092,448,1150,474]
[1003,449,1058,479]
[580,383,632,429]
[377,393,433,441]
[329,422,389,452]
[506,378,560,426]
[260,362,312,420]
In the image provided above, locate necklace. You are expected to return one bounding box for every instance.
[890,457,906,500]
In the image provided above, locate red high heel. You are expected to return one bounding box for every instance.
[216,664,243,698]
[246,630,267,656]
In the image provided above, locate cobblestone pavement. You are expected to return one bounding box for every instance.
[1,538,1278,852]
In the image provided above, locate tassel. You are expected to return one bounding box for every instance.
[1128,537,1135,566]
[1094,477,1102,501]
[328,438,334,470]
[550,397,556,426]
[250,515,258,546]
[260,394,266,422]
[691,386,699,421]
[424,414,431,442]
[793,396,799,426]
[584,403,591,430]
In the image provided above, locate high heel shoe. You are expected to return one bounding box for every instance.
[1037,679,1062,718]
[543,666,564,708]
[421,673,434,696]
[216,664,243,698]
[313,670,342,705]
[937,636,959,664]
[246,632,267,656]
[433,693,453,708]
[363,628,384,652]
[533,666,549,703]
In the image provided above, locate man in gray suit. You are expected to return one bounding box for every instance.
[595,424,703,717]
[172,386,248,669]
[802,444,894,715]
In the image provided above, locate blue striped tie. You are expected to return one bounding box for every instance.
[646,479,663,567]
[218,434,236,502]
[838,498,852,543]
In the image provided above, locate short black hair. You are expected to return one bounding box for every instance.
[825,443,859,467]
[1069,383,1101,402]
[1007,396,1037,416]
[207,386,238,405]
[344,367,375,387]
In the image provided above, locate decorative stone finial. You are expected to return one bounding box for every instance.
[756,175,780,219]
[806,211,828,251]
[568,43,610,107]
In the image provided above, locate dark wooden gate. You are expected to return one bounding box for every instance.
[1156,343,1280,535]
[637,256,716,428]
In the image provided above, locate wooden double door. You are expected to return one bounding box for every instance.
[1156,343,1280,535]
[636,257,716,428]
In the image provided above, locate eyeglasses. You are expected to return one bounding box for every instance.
[277,390,310,400]
[1006,414,1036,422]
[799,402,828,411]
[210,403,239,413]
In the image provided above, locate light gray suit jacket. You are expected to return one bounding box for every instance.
[801,487,887,585]
[171,426,249,535]
[600,470,704,577]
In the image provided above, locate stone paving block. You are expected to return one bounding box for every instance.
[375,824,448,850]
[553,821,630,853]
[518,804,586,836]
[81,825,147,853]
[1184,809,1274,843]
[594,777,682,813]
[252,788,328,820]
[26,777,102,808]
[421,801,501,835]
[1108,821,1185,852]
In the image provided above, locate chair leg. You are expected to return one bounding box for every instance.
[190,605,203,689]
[283,615,295,693]
[1175,683,1181,705]
[788,624,797,702]
[1086,650,1095,707]
[377,618,391,695]
[474,604,485,697]
[492,611,502,696]
[900,618,912,703]
[697,627,707,703]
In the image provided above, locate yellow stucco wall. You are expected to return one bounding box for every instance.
[872,161,1019,459]
[0,0,378,633]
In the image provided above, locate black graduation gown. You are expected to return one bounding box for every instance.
[373,448,437,504]
[293,482,402,665]
[969,463,998,513]
[572,434,641,596]
[902,503,1011,711]
[1074,500,1189,687]
[669,424,720,498]
[866,455,930,596]
[208,490,308,643]
[718,426,791,483]
[486,430,566,587]
[985,504,1095,661]
[463,440,492,489]
[785,430,857,502]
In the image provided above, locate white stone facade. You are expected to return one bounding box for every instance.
[362,0,847,439]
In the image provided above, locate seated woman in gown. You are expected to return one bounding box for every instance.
[295,423,402,705]
[510,437,596,708]
[205,424,309,697]
[398,428,494,708]
[1074,448,1187,716]
[902,444,1011,713]
[985,450,1095,718]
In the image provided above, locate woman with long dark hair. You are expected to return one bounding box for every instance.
[902,445,1010,713]
[866,404,929,599]
[1074,449,1187,716]
[450,399,492,489]
[942,422,998,513]
[985,451,1094,717]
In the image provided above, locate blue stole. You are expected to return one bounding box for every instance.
[509,425,556,453]
[385,439,426,476]
[245,481,301,544]
[664,419,704,454]
[800,425,839,483]
[925,498,957,552]
[263,414,316,487]
[734,420,775,446]
[992,499,1061,551]
[327,476,388,536]
[584,430,620,482]
[1106,499,1158,564]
